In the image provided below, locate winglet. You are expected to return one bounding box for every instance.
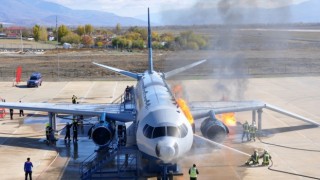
[148,8,153,74]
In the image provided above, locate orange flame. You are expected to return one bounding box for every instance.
[217,112,236,126]
[176,98,194,124]
[173,84,183,98]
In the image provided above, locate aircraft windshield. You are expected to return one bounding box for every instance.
[143,124,188,139]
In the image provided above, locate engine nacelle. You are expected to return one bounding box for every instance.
[91,122,115,146]
[200,117,229,142]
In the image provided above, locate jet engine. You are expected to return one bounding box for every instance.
[200,117,229,142]
[91,122,116,146]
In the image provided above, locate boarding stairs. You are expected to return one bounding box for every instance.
[80,87,141,180]
[80,143,141,180]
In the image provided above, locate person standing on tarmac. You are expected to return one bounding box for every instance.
[260,150,272,166]
[10,109,13,120]
[189,164,199,180]
[242,121,250,142]
[249,123,257,141]
[72,95,77,104]
[64,122,72,141]
[19,101,24,116]
[24,157,33,180]
[72,118,78,142]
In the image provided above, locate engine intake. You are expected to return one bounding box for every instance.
[200,117,229,142]
[91,123,115,146]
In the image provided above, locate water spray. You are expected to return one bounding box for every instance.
[194,134,250,156]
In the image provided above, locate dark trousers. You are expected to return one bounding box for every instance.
[190,178,197,180]
[20,110,24,116]
[25,171,32,180]
[73,131,78,141]
[65,131,70,140]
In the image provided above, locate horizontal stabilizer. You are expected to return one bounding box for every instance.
[93,62,139,80]
[164,59,206,79]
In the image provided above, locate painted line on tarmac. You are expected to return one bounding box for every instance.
[80,82,96,103]
[36,151,60,180]
[112,82,118,100]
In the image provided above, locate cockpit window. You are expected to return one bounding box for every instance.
[179,124,188,138]
[143,124,154,138]
[167,126,180,137]
[153,127,166,138]
[143,123,188,139]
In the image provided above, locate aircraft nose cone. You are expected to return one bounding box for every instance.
[157,145,175,162]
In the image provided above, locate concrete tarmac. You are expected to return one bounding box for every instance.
[0,77,319,179]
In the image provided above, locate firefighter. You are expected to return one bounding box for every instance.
[72,118,78,142]
[260,150,272,166]
[249,123,257,141]
[245,150,259,166]
[45,124,53,143]
[125,86,130,101]
[72,95,77,104]
[64,122,72,141]
[242,121,250,142]
[189,164,199,180]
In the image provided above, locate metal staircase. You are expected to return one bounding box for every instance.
[80,87,141,180]
[80,144,141,180]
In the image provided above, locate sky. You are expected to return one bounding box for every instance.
[44,0,309,17]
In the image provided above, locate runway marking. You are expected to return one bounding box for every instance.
[50,82,71,102]
[111,82,118,101]
[80,82,96,103]
[36,151,60,180]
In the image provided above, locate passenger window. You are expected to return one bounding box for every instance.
[152,127,166,138]
[167,126,180,137]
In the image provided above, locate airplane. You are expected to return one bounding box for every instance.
[0,8,319,179]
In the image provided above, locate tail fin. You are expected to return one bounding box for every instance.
[148,8,153,74]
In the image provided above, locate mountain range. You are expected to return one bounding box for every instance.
[0,0,320,27]
[0,0,146,27]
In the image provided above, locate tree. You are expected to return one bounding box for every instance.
[33,25,40,41]
[81,35,94,47]
[39,27,48,41]
[115,23,121,35]
[152,31,160,41]
[160,33,174,42]
[61,32,81,44]
[85,24,94,35]
[58,25,69,42]
[77,26,85,36]
[96,41,104,48]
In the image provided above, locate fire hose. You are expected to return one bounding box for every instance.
[258,137,320,179]
[268,159,320,180]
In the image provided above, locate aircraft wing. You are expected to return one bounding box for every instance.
[0,102,135,122]
[189,100,320,126]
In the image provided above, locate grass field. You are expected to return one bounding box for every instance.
[0,39,56,50]
[1,26,320,81]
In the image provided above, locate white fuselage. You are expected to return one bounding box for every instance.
[135,71,193,163]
